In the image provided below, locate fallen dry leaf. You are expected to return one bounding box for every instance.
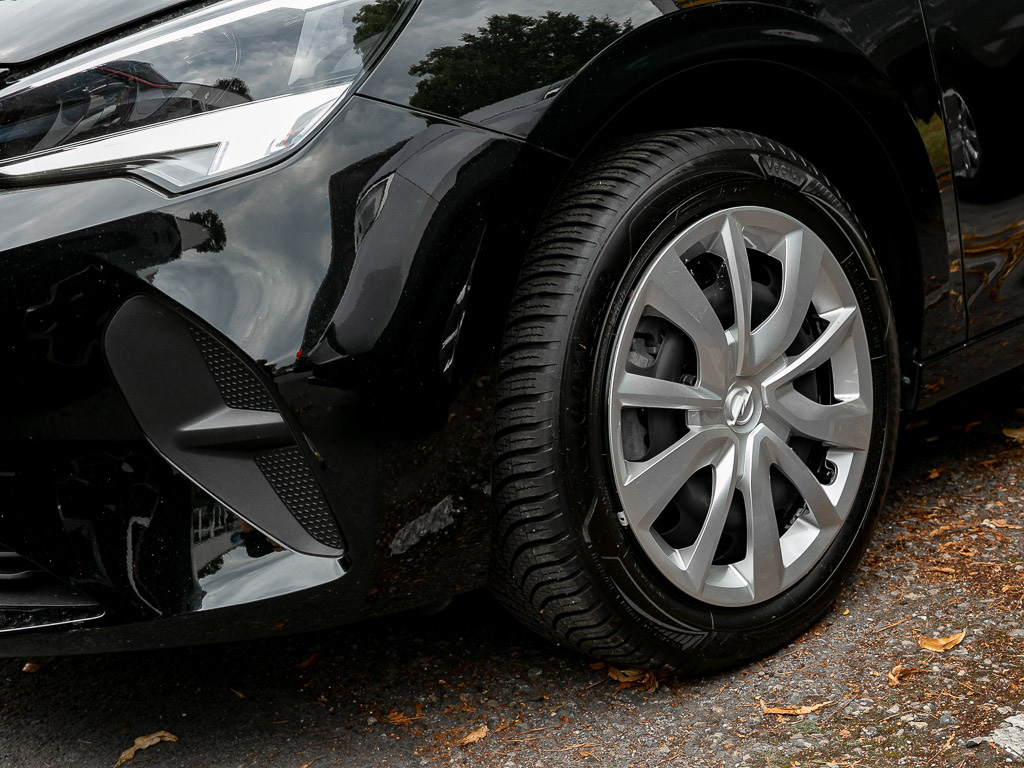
[982,518,1024,530]
[918,630,967,652]
[927,468,946,480]
[760,701,829,716]
[925,566,956,574]
[386,709,422,726]
[927,525,952,538]
[606,667,645,683]
[887,664,928,687]
[546,742,599,753]
[1003,428,1024,441]
[295,652,323,670]
[606,666,666,693]
[872,617,911,634]
[458,725,489,747]
[114,731,177,767]
[21,662,42,674]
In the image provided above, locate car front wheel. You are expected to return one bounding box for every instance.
[491,129,899,672]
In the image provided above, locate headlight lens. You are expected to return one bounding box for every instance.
[0,0,405,192]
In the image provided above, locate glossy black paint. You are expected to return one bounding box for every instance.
[922,1,1024,339]
[0,0,1022,653]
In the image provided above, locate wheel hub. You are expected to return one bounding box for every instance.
[723,382,757,428]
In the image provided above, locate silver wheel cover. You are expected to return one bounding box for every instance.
[606,206,873,607]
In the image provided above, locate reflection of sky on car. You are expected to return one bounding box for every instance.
[136,5,360,103]
[198,547,343,610]
[0,0,181,62]
[290,4,361,85]
[152,247,314,368]
[149,118,391,368]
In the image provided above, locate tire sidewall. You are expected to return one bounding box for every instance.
[557,143,898,664]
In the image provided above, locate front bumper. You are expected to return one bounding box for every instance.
[0,94,541,653]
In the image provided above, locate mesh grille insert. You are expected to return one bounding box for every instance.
[255,447,343,549]
[189,325,277,412]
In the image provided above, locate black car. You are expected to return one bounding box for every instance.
[0,0,1020,672]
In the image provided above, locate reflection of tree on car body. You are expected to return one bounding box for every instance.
[406,12,629,117]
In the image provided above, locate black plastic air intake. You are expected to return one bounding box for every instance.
[104,295,345,556]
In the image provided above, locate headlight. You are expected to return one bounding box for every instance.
[0,0,407,192]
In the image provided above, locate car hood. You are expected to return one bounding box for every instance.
[0,0,192,66]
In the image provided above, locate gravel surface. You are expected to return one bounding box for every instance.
[5,373,1024,767]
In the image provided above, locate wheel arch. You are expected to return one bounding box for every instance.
[462,4,952,398]
[569,58,931,392]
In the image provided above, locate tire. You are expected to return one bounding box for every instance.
[490,129,899,672]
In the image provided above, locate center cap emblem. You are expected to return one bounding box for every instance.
[724,383,756,427]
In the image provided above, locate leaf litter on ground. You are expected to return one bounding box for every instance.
[606,665,666,693]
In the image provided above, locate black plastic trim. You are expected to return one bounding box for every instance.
[104,295,346,556]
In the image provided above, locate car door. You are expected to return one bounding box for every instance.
[922,2,1024,337]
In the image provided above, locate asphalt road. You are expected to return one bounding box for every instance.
[5,372,1024,768]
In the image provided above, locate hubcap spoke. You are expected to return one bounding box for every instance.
[640,257,730,391]
[642,256,727,349]
[738,430,784,601]
[621,426,734,530]
[613,371,721,410]
[766,429,843,530]
[745,227,823,374]
[764,306,857,389]
[679,444,738,593]
[770,390,871,451]
[720,213,754,377]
